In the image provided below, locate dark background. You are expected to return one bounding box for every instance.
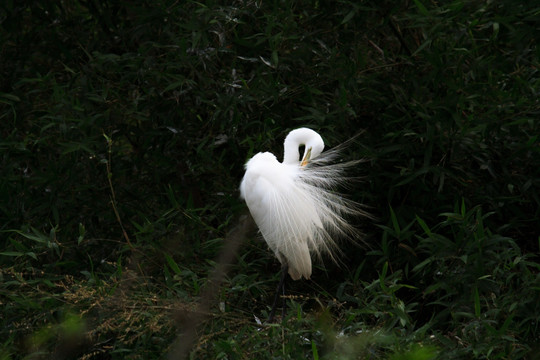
[1,0,539,358]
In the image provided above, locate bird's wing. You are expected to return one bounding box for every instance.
[242,165,315,280]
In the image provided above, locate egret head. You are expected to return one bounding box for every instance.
[282,128,324,166]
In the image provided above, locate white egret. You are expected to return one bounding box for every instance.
[240,128,366,320]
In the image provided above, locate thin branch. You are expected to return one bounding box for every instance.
[103,133,133,248]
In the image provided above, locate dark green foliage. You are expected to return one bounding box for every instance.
[1,0,539,358]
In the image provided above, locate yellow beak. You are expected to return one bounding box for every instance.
[300,147,312,167]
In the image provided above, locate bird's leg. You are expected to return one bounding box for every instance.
[268,264,288,323]
[281,271,287,319]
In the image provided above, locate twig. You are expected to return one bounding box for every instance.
[103,133,133,248]
[167,212,256,360]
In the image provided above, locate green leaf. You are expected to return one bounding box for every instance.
[0,251,24,257]
[271,50,279,67]
[389,206,400,237]
[12,228,48,244]
[311,340,319,360]
[0,92,21,103]
[412,0,429,16]
[165,254,182,276]
[474,286,481,317]
[341,10,356,25]
[415,215,431,236]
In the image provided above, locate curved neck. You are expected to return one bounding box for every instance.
[283,128,324,164]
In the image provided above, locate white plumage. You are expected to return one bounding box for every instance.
[240,128,362,281]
